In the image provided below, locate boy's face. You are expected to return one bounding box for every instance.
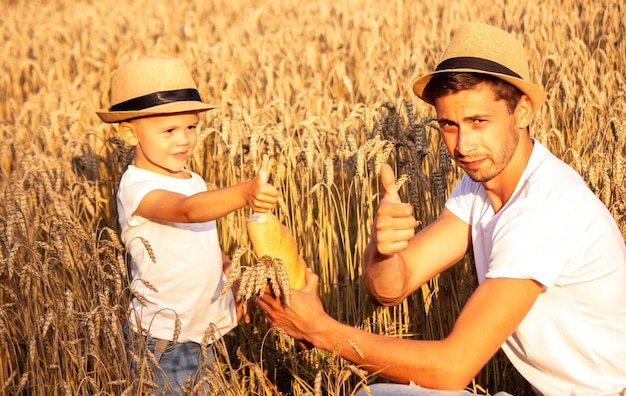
[121,112,200,178]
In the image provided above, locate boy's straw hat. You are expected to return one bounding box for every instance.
[412,23,546,112]
[96,58,219,123]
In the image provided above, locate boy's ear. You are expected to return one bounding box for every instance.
[119,121,138,146]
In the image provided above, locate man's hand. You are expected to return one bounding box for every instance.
[373,164,417,256]
[256,269,322,349]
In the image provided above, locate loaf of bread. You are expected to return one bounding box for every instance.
[247,212,307,289]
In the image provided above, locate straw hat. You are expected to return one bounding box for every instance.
[412,23,546,112]
[96,58,220,123]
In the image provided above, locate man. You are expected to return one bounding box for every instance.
[258,23,626,395]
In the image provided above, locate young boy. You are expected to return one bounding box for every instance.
[96,57,278,394]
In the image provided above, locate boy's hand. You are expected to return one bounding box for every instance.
[373,164,417,256]
[246,154,278,212]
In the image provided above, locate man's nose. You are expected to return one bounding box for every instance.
[455,127,475,156]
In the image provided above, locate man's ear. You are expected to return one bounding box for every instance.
[119,121,138,146]
[515,95,533,129]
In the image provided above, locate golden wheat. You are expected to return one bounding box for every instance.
[1,0,625,394]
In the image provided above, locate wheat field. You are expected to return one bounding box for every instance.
[1,0,624,394]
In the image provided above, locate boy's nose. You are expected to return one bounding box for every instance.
[176,131,190,145]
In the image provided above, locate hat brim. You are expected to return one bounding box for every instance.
[412,69,546,113]
[96,101,221,123]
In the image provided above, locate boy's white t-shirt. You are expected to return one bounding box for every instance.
[445,141,626,395]
[118,165,237,344]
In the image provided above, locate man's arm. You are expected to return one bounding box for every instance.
[258,271,542,390]
[363,165,470,305]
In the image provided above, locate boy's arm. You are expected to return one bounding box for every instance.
[221,251,249,323]
[362,164,470,305]
[134,156,277,223]
[221,251,232,274]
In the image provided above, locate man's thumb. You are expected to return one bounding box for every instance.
[381,164,401,203]
[303,268,319,291]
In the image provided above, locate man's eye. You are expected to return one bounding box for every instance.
[439,122,456,132]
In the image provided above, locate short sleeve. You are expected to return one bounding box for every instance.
[445,175,489,225]
[485,197,589,287]
[118,174,163,228]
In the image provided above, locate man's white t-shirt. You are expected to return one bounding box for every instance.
[445,141,626,395]
[118,165,237,344]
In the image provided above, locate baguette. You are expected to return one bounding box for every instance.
[247,212,307,289]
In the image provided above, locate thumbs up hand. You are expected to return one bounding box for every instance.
[373,164,417,256]
[256,153,270,184]
[247,154,278,212]
[381,162,402,204]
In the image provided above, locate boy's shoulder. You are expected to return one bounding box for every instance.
[122,165,200,180]
[120,165,158,185]
[119,166,204,191]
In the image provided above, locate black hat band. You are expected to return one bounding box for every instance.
[436,57,522,79]
[110,88,202,112]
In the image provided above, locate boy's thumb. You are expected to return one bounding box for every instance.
[381,164,401,203]
[257,154,269,183]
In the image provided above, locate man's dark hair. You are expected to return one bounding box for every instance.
[423,73,523,113]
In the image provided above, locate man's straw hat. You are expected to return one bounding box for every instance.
[412,23,546,112]
[96,58,219,123]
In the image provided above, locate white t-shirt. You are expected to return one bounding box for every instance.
[445,141,626,395]
[118,165,237,344]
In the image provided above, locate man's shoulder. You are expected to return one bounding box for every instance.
[525,142,589,193]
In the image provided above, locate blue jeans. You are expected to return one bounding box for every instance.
[125,327,215,395]
[357,383,514,396]
[145,337,214,395]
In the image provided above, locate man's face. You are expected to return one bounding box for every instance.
[434,83,525,185]
[126,112,200,178]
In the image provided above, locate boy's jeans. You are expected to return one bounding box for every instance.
[125,326,215,395]
[357,383,514,396]
[145,337,215,395]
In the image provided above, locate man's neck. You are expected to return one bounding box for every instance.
[484,136,534,213]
